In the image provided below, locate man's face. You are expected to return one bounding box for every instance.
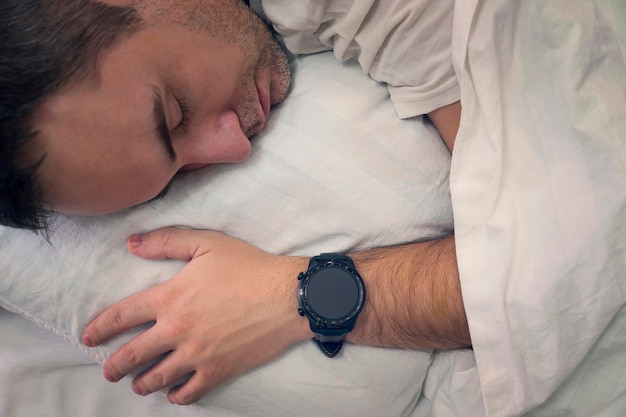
[32,0,291,215]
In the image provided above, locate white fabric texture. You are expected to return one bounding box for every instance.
[259,0,460,118]
[450,1,626,416]
[0,308,208,417]
[0,52,455,417]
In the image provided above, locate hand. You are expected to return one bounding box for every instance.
[82,228,311,405]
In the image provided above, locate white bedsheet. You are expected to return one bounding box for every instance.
[0,308,208,417]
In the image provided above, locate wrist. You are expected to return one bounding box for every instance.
[276,255,314,343]
[343,254,381,346]
[295,253,367,357]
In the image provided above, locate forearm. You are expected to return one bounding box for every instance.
[345,235,471,350]
[428,101,461,153]
[84,229,470,403]
[342,102,465,349]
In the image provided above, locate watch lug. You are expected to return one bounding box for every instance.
[315,339,344,358]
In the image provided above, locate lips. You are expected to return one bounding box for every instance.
[237,84,270,138]
[257,86,270,122]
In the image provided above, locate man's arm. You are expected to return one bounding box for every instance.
[350,235,470,350]
[428,100,461,153]
[82,230,469,405]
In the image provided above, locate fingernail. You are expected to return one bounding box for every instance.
[82,332,94,347]
[103,368,118,383]
[132,381,145,396]
[128,234,145,249]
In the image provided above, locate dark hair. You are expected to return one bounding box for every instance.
[0,0,143,231]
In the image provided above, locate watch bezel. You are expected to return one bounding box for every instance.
[298,259,366,330]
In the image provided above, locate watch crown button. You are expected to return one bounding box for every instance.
[297,272,304,280]
[297,308,305,316]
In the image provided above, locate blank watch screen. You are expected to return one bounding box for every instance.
[307,268,359,319]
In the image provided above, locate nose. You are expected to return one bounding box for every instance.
[178,110,252,168]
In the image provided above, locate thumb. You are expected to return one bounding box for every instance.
[127,227,209,261]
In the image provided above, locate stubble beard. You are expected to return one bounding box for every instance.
[239,35,291,138]
[140,0,292,138]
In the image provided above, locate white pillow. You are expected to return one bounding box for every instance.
[0,52,453,417]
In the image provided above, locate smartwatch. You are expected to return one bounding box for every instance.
[297,253,366,358]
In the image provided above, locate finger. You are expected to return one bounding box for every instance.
[127,228,214,261]
[131,351,194,396]
[83,292,156,347]
[167,370,222,405]
[102,328,173,383]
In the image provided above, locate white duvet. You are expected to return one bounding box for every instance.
[451,1,626,416]
[1,1,625,417]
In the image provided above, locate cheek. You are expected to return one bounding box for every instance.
[117,170,177,208]
[51,164,177,216]
[88,151,176,211]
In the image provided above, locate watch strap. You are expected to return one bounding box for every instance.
[315,340,343,358]
[312,253,355,268]
[300,253,363,358]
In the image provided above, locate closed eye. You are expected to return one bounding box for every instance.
[174,96,191,130]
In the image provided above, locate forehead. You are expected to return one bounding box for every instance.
[118,0,251,39]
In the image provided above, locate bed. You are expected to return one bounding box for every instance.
[1,1,625,416]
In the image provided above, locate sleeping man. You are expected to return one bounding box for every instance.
[0,0,467,406]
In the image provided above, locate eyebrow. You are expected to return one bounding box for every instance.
[151,86,177,162]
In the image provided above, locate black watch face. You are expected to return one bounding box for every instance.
[306,267,360,320]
